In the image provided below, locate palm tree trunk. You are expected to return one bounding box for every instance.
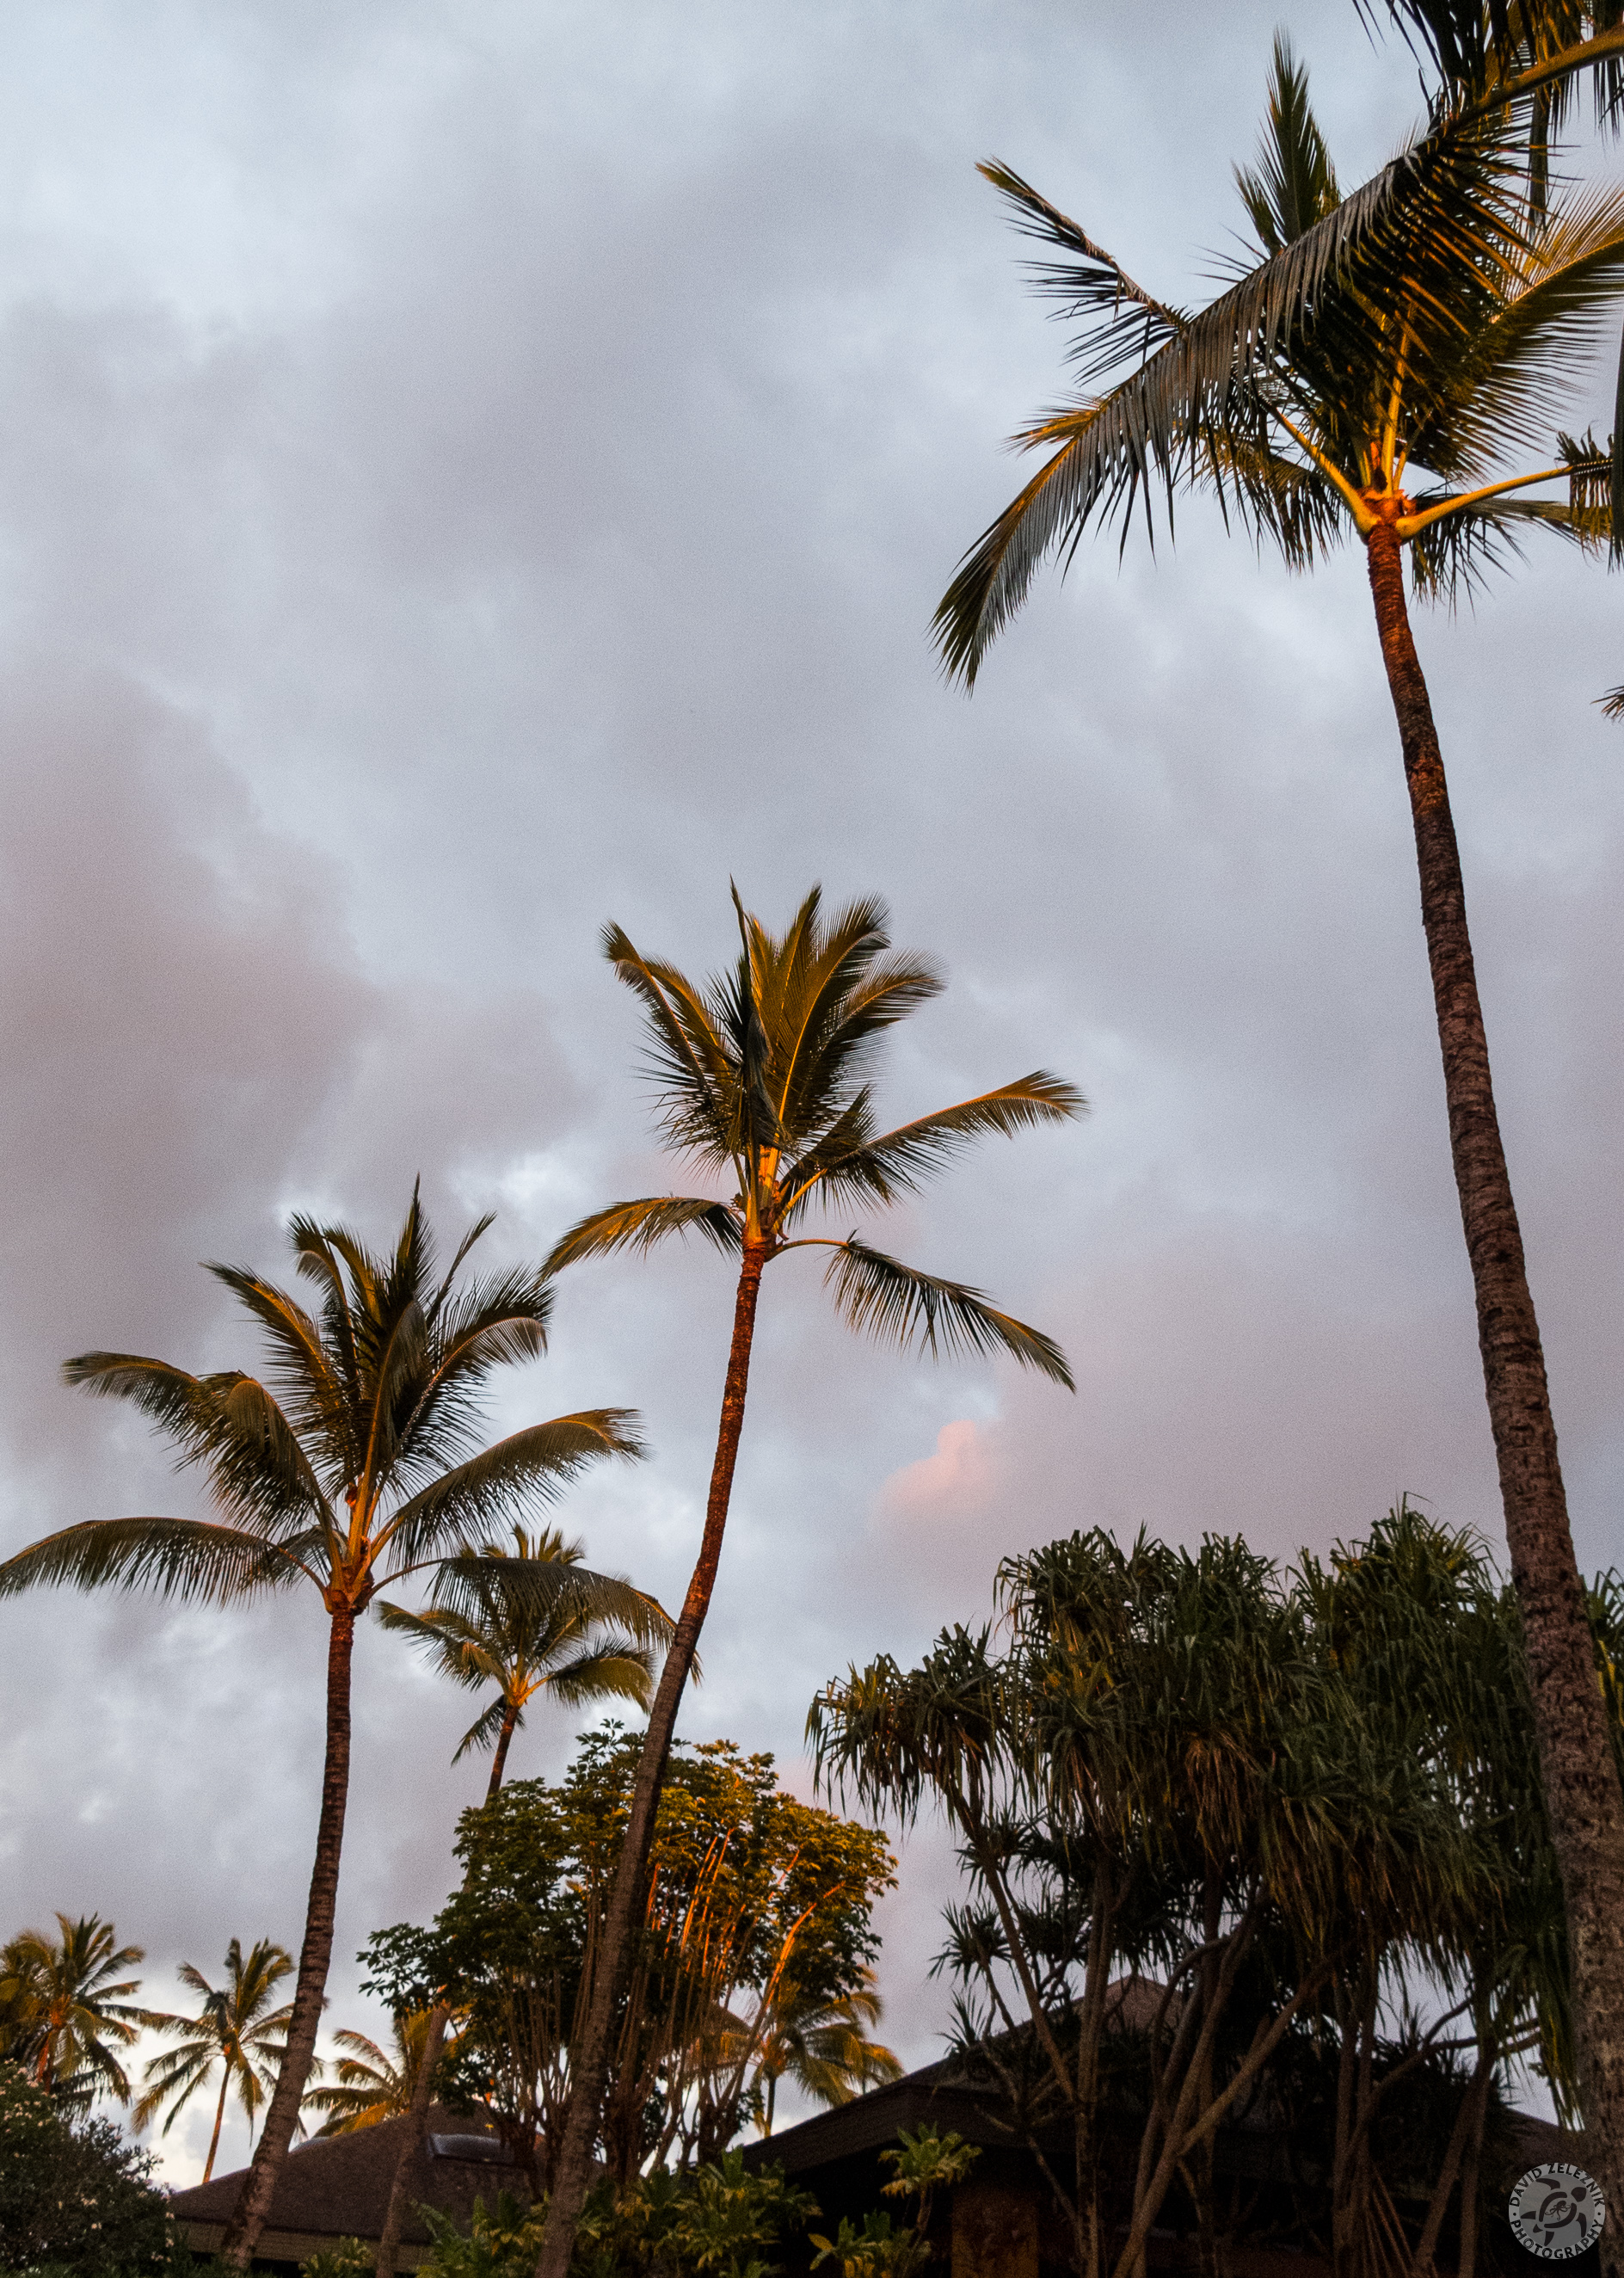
[486,1707,520,1801]
[535,1241,770,2278]
[377,1700,520,2278]
[1366,519,1624,2276]
[220,1606,355,2269]
[203,2062,232,2186]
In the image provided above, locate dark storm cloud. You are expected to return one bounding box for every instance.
[0,0,1618,2176]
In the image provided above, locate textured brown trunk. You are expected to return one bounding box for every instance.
[486,1706,520,1801]
[1409,2047,1492,2278]
[535,1244,769,2278]
[376,1694,521,2277]
[1366,521,1624,2276]
[220,1605,355,2269]
[202,2063,231,2186]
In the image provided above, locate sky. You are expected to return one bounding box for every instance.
[0,0,1620,2186]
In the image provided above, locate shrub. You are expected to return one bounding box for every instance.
[0,2061,183,2275]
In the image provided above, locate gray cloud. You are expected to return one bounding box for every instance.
[0,0,1618,2183]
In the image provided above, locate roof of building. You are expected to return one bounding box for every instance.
[167,2107,528,2269]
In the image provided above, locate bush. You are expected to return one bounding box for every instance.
[421,2190,547,2278]
[298,2244,375,2278]
[0,2061,184,2275]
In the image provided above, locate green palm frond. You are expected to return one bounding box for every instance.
[1234,34,1342,256]
[426,1549,671,1647]
[380,1412,646,1573]
[0,1516,313,1604]
[783,1074,1086,1221]
[544,1197,742,1275]
[539,1639,657,1708]
[814,1238,1073,1388]
[448,1694,514,1762]
[58,1355,328,1527]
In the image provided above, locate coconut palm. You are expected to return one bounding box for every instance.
[0,1915,146,2105]
[370,1524,674,2278]
[378,1524,674,1801]
[751,1970,902,2136]
[0,1189,643,2269]
[932,46,1624,2233]
[532,883,1081,2278]
[304,2010,460,2137]
[136,1939,296,2183]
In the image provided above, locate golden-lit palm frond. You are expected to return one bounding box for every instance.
[811,1238,1074,1388]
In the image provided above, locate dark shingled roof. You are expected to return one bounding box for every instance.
[168,2108,530,2270]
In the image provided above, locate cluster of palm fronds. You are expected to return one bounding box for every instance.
[811,1505,1619,2278]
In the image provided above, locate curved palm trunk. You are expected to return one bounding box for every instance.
[1366,521,1624,2273]
[535,1243,770,2278]
[220,1607,356,2269]
[202,2061,232,2185]
[374,1717,521,2278]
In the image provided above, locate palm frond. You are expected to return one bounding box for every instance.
[380,1410,644,1572]
[542,1641,658,1709]
[425,1548,673,1647]
[544,1197,741,1275]
[816,1239,1073,1388]
[450,1695,514,1763]
[0,1517,312,1604]
[786,1074,1086,1221]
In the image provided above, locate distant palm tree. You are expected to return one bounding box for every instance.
[534,883,1082,2278]
[304,2010,459,2136]
[753,1970,902,2135]
[136,1938,296,2183]
[0,1188,643,2269]
[0,1914,146,2104]
[932,40,1624,2233]
[378,1523,674,1800]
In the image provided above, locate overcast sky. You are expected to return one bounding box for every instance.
[0,0,1618,2185]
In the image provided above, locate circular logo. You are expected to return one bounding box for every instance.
[1509,2164,1606,2260]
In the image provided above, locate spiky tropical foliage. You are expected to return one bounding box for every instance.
[750,1968,902,2135]
[933,41,1624,2249]
[378,1524,674,1800]
[533,884,1082,2278]
[136,1938,296,2183]
[0,1915,146,2106]
[0,1188,643,2269]
[304,2010,459,2137]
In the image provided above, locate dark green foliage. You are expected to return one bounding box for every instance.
[0,2060,182,2275]
[572,2151,818,2278]
[361,1727,895,2183]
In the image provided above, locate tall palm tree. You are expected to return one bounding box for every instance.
[532,883,1082,2278]
[369,1524,674,2278]
[0,1188,643,2268]
[136,1938,296,2183]
[303,2010,459,2136]
[378,1524,674,1801]
[0,1914,146,2104]
[932,46,1624,2252]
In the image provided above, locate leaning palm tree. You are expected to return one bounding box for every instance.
[0,1188,643,2269]
[0,1914,146,2105]
[369,1524,674,2278]
[136,1938,296,2183]
[932,45,1624,2244]
[378,1524,673,1801]
[532,883,1081,2278]
[304,2010,460,2136]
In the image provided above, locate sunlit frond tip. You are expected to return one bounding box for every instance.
[819,1237,1073,1388]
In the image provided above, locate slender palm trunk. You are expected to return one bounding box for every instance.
[1366,520,1624,2276]
[535,1242,770,2278]
[202,2062,232,2185]
[220,1606,355,2269]
[375,1716,521,2278]
[486,1707,520,1801]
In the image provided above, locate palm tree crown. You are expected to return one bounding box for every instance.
[137,1938,296,2183]
[304,2010,457,2137]
[378,1524,674,1799]
[0,1914,147,2104]
[547,887,1080,1382]
[935,41,1624,681]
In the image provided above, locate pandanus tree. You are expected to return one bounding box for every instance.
[0,1915,147,2106]
[532,884,1081,2276]
[933,41,1624,2238]
[0,1189,643,2269]
[371,1526,673,2278]
[136,1937,296,2183]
